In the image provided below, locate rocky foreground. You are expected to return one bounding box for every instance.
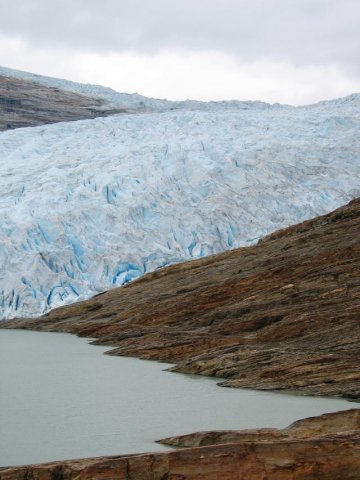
[0,75,125,130]
[4,198,360,399]
[1,410,359,479]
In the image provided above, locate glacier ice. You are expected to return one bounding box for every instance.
[0,65,281,113]
[0,78,360,319]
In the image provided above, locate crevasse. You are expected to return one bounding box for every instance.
[0,88,359,319]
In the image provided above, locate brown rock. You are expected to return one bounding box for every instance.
[1,410,359,480]
[159,408,360,447]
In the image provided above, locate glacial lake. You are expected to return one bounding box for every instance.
[0,329,352,467]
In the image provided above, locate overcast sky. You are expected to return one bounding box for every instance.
[0,0,359,104]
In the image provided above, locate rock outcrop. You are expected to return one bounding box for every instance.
[159,408,360,448]
[1,409,359,479]
[0,75,126,130]
[4,198,360,399]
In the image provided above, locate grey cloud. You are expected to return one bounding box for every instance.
[0,0,359,73]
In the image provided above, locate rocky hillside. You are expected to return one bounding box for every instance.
[0,74,125,130]
[1,410,359,479]
[4,198,360,400]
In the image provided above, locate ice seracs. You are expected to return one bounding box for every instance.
[0,69,359,319]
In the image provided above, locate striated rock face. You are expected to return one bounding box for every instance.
[0,75,126,130]
[4,198,360,399]
[1,410,359,479]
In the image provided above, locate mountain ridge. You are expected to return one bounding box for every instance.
[1,64,359,111]
[0,73,126,130]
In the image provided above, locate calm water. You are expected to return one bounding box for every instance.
[0,329,352,467]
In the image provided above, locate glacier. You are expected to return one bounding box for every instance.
[0,65,280,113]
[0,70,360,319]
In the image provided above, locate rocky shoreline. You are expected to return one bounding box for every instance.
[1,410,359,479]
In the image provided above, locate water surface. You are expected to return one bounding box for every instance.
[0,329,352,467]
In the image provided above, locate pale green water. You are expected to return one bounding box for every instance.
[0,329,352,467]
